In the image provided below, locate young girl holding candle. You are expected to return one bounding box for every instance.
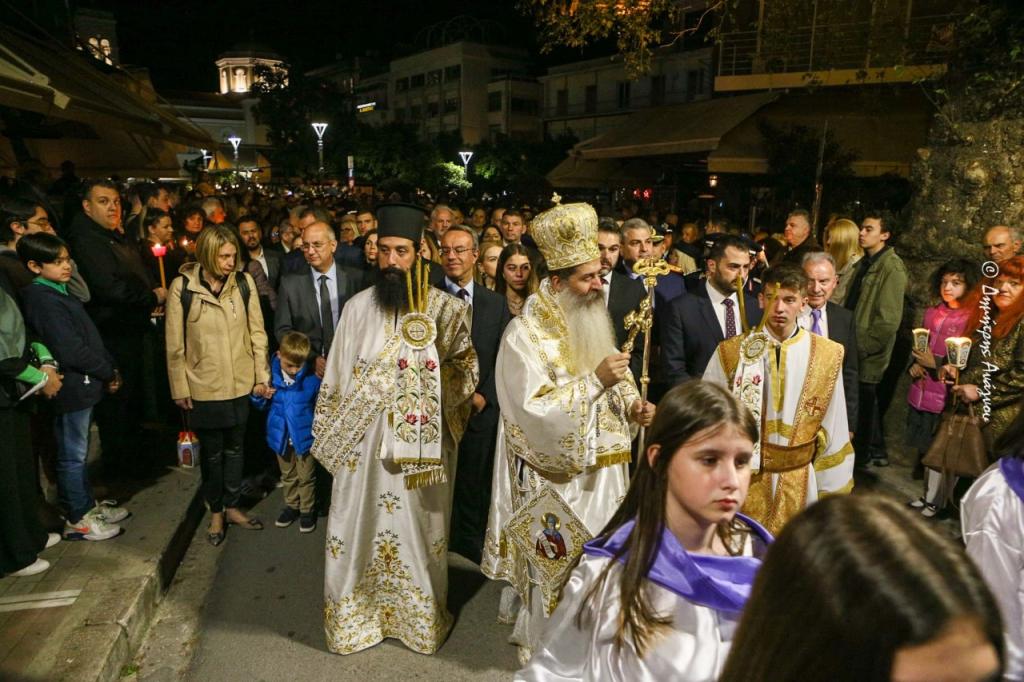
[516,380,771,682]
[904,259,977,515]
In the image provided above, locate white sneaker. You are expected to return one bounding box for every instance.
[10,558,50,577]
[92,499,130,524]
[45,533,61,549]
[64,509,121,541]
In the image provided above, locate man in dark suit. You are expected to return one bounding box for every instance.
[800,251,859,434]
[598,220,646,382]
[436,226,510,564]
[275,222,362,377]
[661,234,762,386]
[238,217,282,290]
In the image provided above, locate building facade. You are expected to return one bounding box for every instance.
[350,41,541,144]
[540,46,714,141]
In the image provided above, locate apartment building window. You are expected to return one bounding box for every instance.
[584,85,597,114]
[556,89,568,116]
[444,97,458,114]
[395,77,409,93]
[427,69,442,86]
[410,73,425,88]
[687,69,704,100]
[511,97,538,115]
[427,101,439,118]
[617,81,631,109]
[650,74,666,106]
[488,91,502,112]
[444,65,461,81]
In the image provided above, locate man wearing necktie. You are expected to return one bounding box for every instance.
[800,252,859,436]
[438,226,510,564]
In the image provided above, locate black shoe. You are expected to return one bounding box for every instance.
[299,513,316,534]
[207,530,225,546]
[276,507,300,528]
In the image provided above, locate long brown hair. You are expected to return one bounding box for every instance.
[719,494,1003,682]
[575,380,758,657]
[494,243,538,297]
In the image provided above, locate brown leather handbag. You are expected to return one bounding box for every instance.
[921,398,989,478]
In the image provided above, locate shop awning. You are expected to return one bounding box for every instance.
[708,90,932,177]
[0,25,212,147]
[573,92,779,160]
[547,156,662,189]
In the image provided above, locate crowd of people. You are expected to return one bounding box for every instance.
[0,169,1022,680]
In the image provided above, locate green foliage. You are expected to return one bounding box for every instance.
[519,0,685,77]
[471,132,578,197]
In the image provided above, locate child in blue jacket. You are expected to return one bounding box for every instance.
[251,331,321,533]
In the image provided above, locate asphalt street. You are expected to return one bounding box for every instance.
[185,488,520,681]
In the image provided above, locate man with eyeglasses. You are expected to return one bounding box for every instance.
[275,222,362,379]
[312,203,478,656]
[436,225,510,564]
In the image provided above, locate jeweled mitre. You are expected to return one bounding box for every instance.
[530,202,600,271]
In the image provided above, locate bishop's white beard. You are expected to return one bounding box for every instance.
[555,287,617,375]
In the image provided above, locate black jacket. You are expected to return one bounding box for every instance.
[20,281,115,413]
[822,301,859,429]
[66,212,157,333]
[275,265,364,357]
[660,281,763,386]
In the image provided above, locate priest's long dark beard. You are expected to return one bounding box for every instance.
[373,266,410,315]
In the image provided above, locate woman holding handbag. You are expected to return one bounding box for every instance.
[165,225,272,546]
[926,256,1024,518]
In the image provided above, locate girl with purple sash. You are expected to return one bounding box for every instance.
[962,401,1024,681]
[517,381,772,682]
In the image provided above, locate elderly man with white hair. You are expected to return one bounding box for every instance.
[482,200,654,665]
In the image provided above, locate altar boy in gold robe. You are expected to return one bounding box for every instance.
[704,265,854,535]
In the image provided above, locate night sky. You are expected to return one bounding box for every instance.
[86,0,591,91]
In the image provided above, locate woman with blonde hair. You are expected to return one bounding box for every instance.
[825,218,863,306]
[165,224,271,546]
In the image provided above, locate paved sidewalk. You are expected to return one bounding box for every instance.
[0,457,202,682]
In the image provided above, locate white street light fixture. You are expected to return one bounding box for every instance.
[228,135,242,167]
[458,150,473,168]
[312,122,328,175]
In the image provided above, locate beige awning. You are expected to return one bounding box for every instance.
[0,26,212,147]
[573,92,779,160]
[708,90,933,178]
[547,156,662,189]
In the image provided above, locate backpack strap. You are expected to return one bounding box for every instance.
[179,271,251,352]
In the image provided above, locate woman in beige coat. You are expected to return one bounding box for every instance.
[165,225,271,545]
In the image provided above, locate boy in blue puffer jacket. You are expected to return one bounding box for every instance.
[251,331,321,533]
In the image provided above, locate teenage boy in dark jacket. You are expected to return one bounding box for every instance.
[18,233,130,541]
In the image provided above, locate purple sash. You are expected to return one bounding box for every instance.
[583,514,773,613]
[1000,457,1024,503]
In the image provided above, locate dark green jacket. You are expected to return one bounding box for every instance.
[853,247,908,383]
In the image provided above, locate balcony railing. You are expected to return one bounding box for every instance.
[717,13,960,78]
[542,90,707,119]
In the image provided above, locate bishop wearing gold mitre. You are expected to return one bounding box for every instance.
[481,199,654,664]
[704,264,854,536]
[312,203,478,657]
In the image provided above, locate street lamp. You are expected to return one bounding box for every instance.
[312,122,328,175]
[458,150,473,170]
[228,135,241,168]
